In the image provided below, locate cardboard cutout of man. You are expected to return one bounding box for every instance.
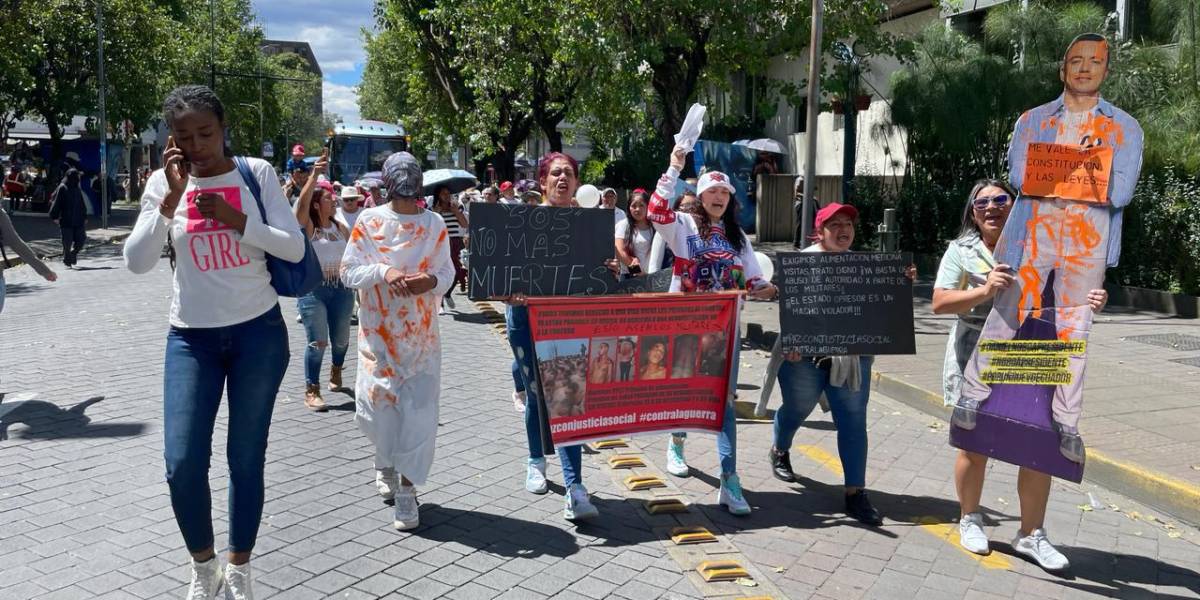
[952,34,1143,481]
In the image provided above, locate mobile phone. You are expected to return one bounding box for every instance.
[628,264,642,275]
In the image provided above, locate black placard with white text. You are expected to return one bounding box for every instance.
[777,251,916,355]
[468,203,617,300]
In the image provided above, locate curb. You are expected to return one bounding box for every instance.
[744,320,1200,526]
[3,231,132,269]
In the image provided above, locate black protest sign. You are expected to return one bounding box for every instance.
[777,251,915,355]
[468,203,617,300]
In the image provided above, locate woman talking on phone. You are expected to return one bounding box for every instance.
[124,85,304,600]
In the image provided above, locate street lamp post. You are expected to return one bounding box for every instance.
[96,0,109,228]
[798,0,823,248]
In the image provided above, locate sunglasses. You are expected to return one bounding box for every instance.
[972,194,1011,210]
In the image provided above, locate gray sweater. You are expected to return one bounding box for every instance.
[0,210,54,278]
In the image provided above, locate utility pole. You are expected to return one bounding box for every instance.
[1191,0,1198,90]
[798,0,823,247]
[96,0,109,228]
[209,0,216,89]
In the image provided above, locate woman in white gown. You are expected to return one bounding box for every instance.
[340,151,454,531]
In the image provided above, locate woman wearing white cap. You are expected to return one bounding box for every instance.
[336,185,366,231]
[340,151,455,531]
[647,144,778,515]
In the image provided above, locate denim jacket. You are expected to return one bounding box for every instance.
[1001,94,1144,268]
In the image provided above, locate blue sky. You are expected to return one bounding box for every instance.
[252,0,375,121]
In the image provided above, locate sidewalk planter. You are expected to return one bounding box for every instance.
[1106,285,1200,319]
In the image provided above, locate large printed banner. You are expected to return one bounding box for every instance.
[526,293,739,449]
[777,252,916,355]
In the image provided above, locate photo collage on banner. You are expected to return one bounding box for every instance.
[526,293,739,450]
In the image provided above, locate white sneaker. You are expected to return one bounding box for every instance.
[666,436,689,477]
[564,483,599,520]
[393,485,420,531]
[376,468,399,500]
[718,473,752,516]
[223,561,253,600]
[438,305,446,315]
[186,557,222,600]
[958,513,990,555]
[512,390,526,412]
[526,458,548,494]
[445,295,456,310]
[1013,528,1070,571]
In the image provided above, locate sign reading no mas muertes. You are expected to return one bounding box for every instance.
[467,203,617,300]
[777,251,916,356]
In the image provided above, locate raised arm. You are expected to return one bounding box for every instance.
[293,150,327,231]
[125,138,187,274]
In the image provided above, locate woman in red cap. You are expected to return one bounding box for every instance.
[647,144,778,516]
[765,201,913,526]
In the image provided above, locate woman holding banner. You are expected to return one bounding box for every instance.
[766,202,915,526]
[505,152,604,521]
[933,180,1106,569]
[647,144,778,515]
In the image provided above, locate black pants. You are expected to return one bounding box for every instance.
[61,225,86,266]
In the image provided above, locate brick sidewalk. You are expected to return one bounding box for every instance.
[740,244,1200,524]
[1,250,1198,599]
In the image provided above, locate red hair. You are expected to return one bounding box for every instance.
[537,152,579,182]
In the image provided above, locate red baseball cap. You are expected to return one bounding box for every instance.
[291,144,305,156]
[499,181,514,192]
[813,202,859,231]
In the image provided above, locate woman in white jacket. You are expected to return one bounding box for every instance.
[647,144,777,515]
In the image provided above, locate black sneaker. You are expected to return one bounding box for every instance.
[845,490,883,526]
[770,448,796,482]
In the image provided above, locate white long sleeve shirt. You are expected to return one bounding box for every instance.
[124,158,305,328]
[647,166,765,293]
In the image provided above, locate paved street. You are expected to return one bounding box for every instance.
[2,247,1199,599]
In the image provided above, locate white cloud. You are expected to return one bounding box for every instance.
[296,25,365,74]
[324,81,360,122]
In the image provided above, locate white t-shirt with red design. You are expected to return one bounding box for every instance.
[125,158,306,328]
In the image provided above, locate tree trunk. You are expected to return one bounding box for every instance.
[45,113,64,195]
[541,119,563,153]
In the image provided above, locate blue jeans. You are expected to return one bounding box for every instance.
[163,305,290,554]
[506,305,582,486]
[297,282,354,385]
[773,357,874,488]
[673,340,741,475]
[511,359,525,394]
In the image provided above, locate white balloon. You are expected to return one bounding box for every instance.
[755,251,775,283]
[576,184,601,208]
